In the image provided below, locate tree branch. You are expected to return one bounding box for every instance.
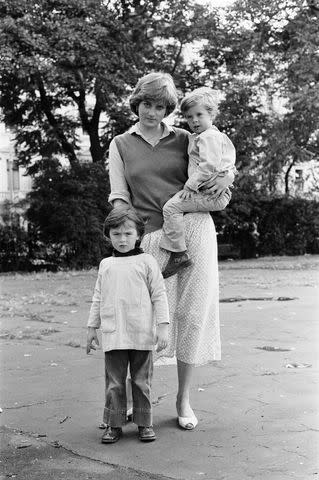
[170,40,184,75]
[285,159,295,195]
[35,73,79,169]
[88,81,104,162]
[68,70,91,133]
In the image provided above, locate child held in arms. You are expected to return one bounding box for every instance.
[160,87,236,278]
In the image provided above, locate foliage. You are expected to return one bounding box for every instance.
[0,222,29,271]
[1,0,319,271]
[199,0,319,193]
[1,182,318,271]
[26,161,112,268]
[1,0,318,186]
[0,0,209,171]
[214,181,319,257]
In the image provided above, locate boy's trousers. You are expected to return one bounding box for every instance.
[103,349,153,428]
[160,188,231,252]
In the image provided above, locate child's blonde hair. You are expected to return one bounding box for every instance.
[180,87,220,120]
[129,72,178,116]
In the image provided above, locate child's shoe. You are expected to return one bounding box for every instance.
[138,426,156,442]
[101,426,122,444]
[162,251,193,279]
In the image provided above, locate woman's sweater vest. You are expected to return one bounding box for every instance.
[115,127,189,233]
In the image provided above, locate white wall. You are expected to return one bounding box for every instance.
[0,123,32,203]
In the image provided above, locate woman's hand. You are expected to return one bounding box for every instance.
[204,170,235,198]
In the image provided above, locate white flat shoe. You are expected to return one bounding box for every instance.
[178,414,198,430]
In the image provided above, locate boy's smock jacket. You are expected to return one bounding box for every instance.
[87,253,169,352]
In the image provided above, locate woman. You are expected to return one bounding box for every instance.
[108,72,234,430]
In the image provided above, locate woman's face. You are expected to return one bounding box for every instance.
[138,100,166,129]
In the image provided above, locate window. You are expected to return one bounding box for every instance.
[6,160,20,191]
[295,169,304,192]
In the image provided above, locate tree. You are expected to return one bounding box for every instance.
[26,161,112,268]
[199,0,319,194]
[0,0,210,173]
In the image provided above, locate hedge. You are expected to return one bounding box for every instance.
[214,195,319,258]
[1,169,318,271]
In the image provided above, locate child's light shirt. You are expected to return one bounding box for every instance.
[185,126,236,192]
[87,253,169,352]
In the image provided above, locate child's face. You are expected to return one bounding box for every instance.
[184,104,212,134]
[109,220,139,253]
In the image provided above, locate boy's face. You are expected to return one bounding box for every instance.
[184,104,212,134]
[109,220,139,253]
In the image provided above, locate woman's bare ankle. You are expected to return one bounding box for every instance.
[176,396,193,417]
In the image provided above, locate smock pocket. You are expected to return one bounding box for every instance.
[100,305,116,333]
[125,305,147,335]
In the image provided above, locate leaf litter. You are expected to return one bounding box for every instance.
[285,362,312,369]
[255,346,292,352]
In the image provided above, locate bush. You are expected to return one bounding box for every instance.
[0,223,61,272]
[257,197,319,256]
[214,185,319,257]
[26,162,112,269]
[0,223,30,272]
[1,166,318,271]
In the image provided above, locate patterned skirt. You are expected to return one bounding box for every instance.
[141,212,220,366]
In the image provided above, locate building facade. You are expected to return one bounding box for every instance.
[0,123,32,221]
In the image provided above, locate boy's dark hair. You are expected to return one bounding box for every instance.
[103,206,145,239]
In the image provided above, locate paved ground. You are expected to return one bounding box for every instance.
[0,255,318,480]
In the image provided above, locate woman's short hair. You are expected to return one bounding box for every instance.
[180,87,220,119]
[103,206,145,239]
[129,72,178,116]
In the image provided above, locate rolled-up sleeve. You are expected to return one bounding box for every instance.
[108,139,131,205]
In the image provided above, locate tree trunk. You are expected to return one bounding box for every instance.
[285,161,295,195]
[36,74,80,170]
[89,128,104,163]
[88,92,104,163]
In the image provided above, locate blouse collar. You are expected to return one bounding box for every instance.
[128,122,173,144]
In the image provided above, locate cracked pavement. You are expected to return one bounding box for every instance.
[0,255,318,479]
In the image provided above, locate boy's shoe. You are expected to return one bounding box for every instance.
[162,252,193,279]
[101,426,122,444]
[138,426,156,442]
